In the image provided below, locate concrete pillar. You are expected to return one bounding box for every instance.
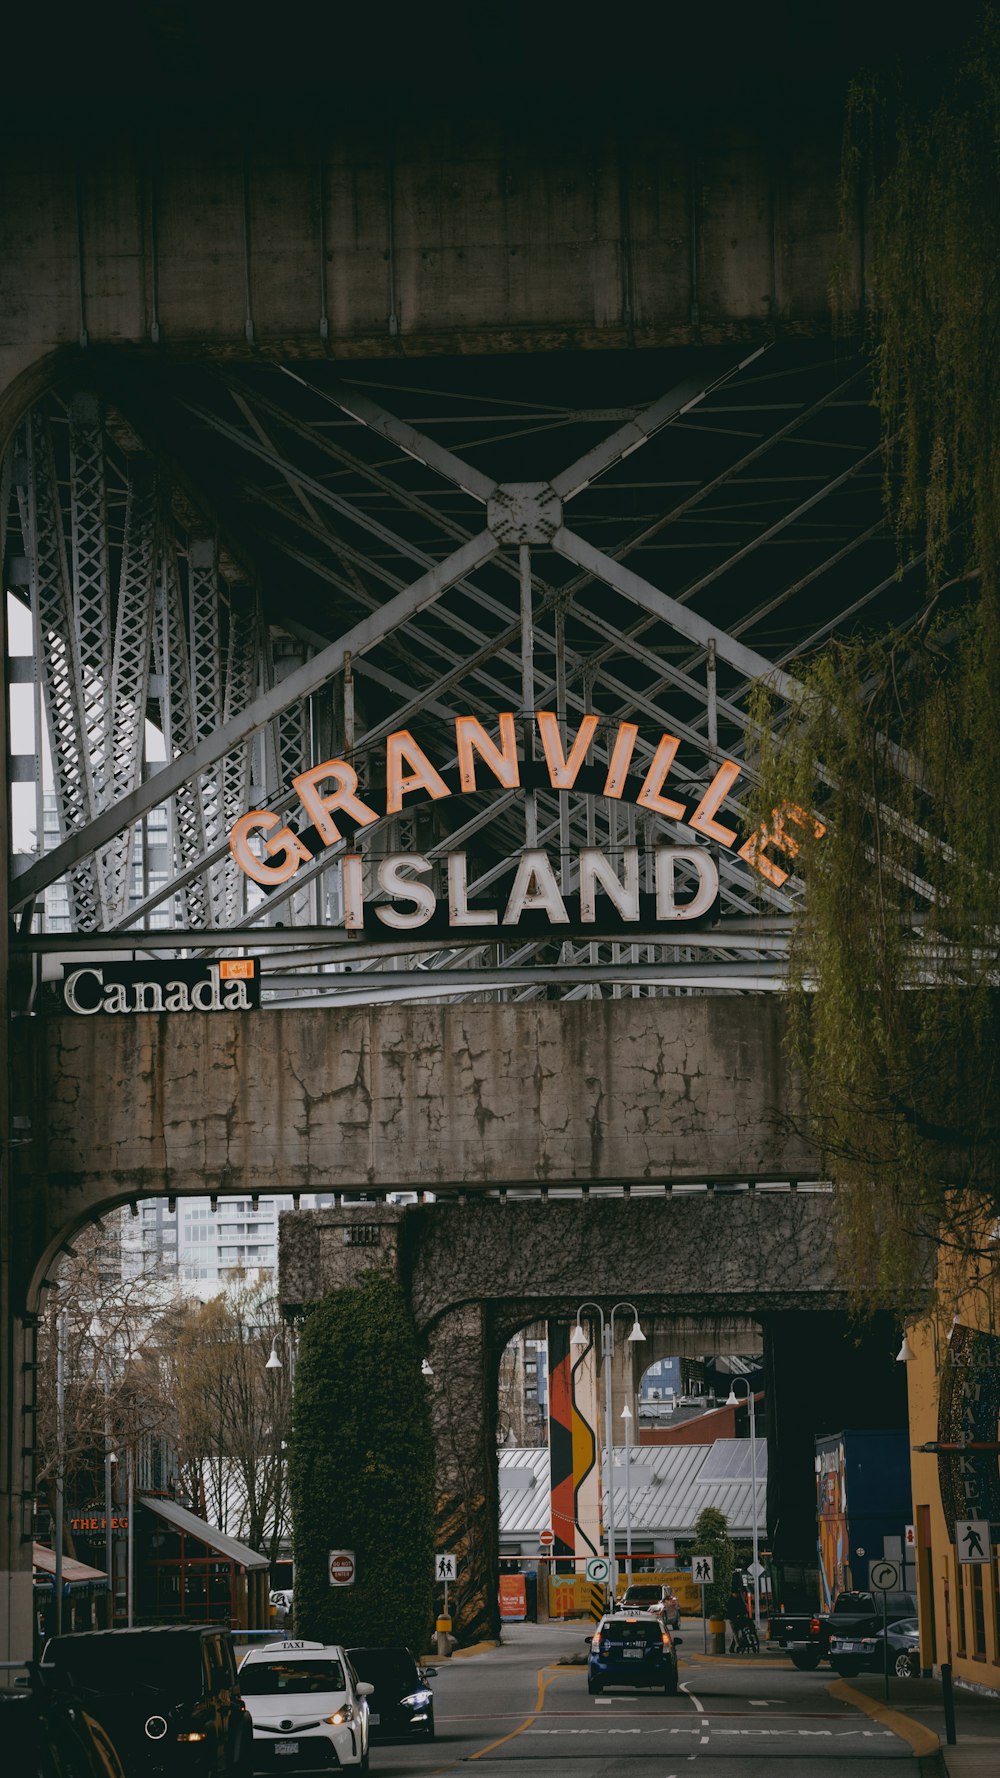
[425,1303,499,1646]
[761,1310,907,1567]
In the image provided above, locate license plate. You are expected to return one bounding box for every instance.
[838,1642,861,1653]
[369,1715,380,1726]
[275,1742,299,1756]
[623,1648,643,1658]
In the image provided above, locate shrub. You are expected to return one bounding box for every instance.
[289,1270,435,1651]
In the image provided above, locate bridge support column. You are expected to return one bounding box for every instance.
[761,1310,907,1570]
[426,1303,500,1646]
[0,1306,33,1668]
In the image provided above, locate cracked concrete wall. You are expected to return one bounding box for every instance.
[13,998,817,1286]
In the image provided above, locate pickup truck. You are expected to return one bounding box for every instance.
[770,1589,917,1669]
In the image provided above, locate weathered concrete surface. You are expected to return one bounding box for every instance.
[0,118,855,434]
[14,998,816,1241]
[279,1194,841,1327]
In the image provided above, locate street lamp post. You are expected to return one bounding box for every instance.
[571,1303,645,1600]
[621,1404,633,1581]
[726,1376,761,1631]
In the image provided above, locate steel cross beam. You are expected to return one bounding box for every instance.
[11,528,498,908]
[14,349,873,966]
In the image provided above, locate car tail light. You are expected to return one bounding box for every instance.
[810,1617,821,1634]
[661,1632,672,1648]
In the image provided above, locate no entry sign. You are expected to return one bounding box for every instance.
[328,1549,356,1587]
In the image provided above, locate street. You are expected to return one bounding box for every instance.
[369,1622,927,1778]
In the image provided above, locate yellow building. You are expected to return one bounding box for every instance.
[904,1291,1000,1687]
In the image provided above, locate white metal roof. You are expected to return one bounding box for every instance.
[140,1493,270,1570]
[499,1438,767,1540]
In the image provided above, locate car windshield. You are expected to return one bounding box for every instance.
[239,1659,345,1696]
[623,1587,660,1603]
[347,1649,419,1690]
[603,1619,662,1643]
[44,1634,203,1700]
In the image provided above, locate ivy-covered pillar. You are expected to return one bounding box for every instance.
[425,1303,500,1645]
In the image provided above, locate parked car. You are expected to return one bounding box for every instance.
[829,1614,921,1679]
[269,1591,293,1629]
[346,1646,437,1740]
[586,1610,681,1695]
[0,1680,128,1778]
[40,1625,252,1774]
[771,1588,918,1670]
[238,1639,372,1769]
[617,1583,681,1628]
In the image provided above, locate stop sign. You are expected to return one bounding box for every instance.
[539,1528,555,1547]
[328,1549,356,1587]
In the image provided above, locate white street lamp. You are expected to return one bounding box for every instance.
[421,1358,434,1378]
[265,1342,282,1371]
[572,1302,645,1598]
[726,1375,762,1632]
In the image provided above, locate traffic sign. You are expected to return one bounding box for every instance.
[692,1555,714,1585]
[586,1556,611,1584]
[539,1528,555,1548]
[904,1524,916,1551]
[869,1558,900,1592]
[956,1520,991,1564]
[328,1549,356,1587]
[436,1552,457,1581]
[748,1559,765,1580]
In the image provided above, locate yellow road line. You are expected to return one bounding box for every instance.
[826,1677,940,1758]
[468,1665,557,1760]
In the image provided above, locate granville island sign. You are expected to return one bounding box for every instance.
[63,713,821,1012]
[227,710,822,935]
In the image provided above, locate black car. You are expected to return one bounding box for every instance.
[0,1683,128,1778]
[346,1646,437,1739]
[829,1614,921,1679]
[585,1612,682,1695]
[41,1625,253,1775]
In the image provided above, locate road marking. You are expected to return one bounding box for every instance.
[826,1676,941,1758]
[680,1682,703,1712]
[467,1664,556,1759]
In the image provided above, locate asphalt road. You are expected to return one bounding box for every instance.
[370,1621,925,1778]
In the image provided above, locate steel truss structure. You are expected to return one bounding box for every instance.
[5,342,925,1007]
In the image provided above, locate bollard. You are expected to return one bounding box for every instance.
[436,1614,453,1658]
[940,1662,957,1745]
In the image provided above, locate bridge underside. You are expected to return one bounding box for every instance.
[0,87,931,1663]
[278,1197,906,1641]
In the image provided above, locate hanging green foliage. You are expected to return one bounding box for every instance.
[289,1269,435,1651]
[749,9,1000,1309]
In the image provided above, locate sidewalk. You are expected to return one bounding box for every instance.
[830,1670,1000,1777]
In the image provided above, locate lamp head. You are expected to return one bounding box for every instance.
[265,1343,282,1371]
[570,1322,587,1346]
[627,1319,645,1343]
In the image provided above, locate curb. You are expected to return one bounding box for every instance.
[421,1640,500,1661]
[826,1675,941,1760]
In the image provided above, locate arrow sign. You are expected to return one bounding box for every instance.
[586,1556,611,1584]
[869,1558,900,1592]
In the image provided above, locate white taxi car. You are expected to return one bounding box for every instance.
[238,1639,373,1770]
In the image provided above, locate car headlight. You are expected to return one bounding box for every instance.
[324,1704,354,1725]
[402,1689,432,1708]
[176,1732,207,1742]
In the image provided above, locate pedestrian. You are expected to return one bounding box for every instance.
[725,1582,749,1653]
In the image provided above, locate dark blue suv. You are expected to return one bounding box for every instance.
[586,1611,681,1695]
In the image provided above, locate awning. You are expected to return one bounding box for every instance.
[33,1543,107,1585]
[140,1495,269,1570]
